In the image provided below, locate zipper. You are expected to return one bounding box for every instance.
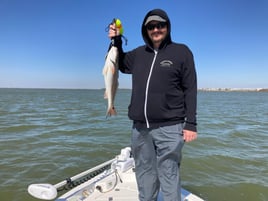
[144,50,158,128]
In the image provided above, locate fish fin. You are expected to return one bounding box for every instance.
[110,65,115,75]
[106,106,117,118]
[104,90,108,99]
[102,67,107,75]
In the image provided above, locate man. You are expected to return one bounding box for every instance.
[108,8,197,201]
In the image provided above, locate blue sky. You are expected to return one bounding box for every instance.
[0,0,267,89]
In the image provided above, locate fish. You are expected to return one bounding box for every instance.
[102,42,119,117]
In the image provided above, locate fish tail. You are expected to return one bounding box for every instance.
[106,106,117,118]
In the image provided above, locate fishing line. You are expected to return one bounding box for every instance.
[105,19,128,46]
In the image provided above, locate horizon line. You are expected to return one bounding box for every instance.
[1,87,268,91]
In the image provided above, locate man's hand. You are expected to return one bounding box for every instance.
[183,129,197,142]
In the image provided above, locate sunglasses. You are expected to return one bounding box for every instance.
[146,22,167,31]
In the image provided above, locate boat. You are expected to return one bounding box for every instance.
[28,147,204,201]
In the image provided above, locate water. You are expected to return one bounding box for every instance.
[0,88,267,201]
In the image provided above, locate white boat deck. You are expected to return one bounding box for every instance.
[29,148,204,201]
[87,168,138,201]
[57,167,203,201]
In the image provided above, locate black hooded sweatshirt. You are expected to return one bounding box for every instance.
[117,9,197,131]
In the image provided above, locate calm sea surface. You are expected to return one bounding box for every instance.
[0,88,267,201]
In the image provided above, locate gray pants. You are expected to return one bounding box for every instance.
[131,124,185,201]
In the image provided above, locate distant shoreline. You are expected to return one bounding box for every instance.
[198,88,268,92]
[0,87,268,92]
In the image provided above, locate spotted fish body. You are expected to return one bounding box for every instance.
[102,45,119,117]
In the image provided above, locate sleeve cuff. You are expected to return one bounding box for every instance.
[184,122,197,132]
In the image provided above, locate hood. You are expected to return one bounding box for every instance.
[141,9,172,49]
